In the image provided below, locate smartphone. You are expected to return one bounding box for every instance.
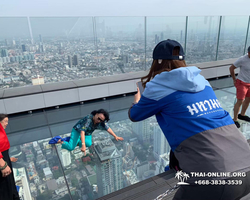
[136,81,145,94]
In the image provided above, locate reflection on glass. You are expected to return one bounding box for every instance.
[217,16,249,60]
[186,16,220,64]
[4,80,250,199]
[95,17,145,75]
[146,17,186,69]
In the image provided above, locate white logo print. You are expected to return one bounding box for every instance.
[175,170,190,185]
[187,98,222,116]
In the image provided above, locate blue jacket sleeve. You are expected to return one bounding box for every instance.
[128,95,160,122]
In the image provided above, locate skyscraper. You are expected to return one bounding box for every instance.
[39,34,43,43]
[39,44,44,53]
[68,55,72,68]
[153,126,170,161]
[132,119,151,144]
[160,32,164,41]
[155,34,160,44]
[22,44,26,52]
[5,39,8,46]
[1,49,8,57]
[73,54,79,66]
[95,139,123,196]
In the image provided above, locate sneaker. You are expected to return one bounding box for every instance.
[238,114,250,122]
[234,121,240,128]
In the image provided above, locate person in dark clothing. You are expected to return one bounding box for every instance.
[128,39,250,200]
[0,114,20,200]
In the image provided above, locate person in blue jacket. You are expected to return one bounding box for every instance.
[128,39,250,200]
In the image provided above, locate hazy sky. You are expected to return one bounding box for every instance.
[0,0,250,17]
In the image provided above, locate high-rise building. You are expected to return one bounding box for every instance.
[155,34,160,44]
[2,57,7,63]
[39,44,44,53]
[95,139,123,196]
[68,55,72,68]
[39,34,43,43]
[1,49,8,57]
[73,54,79,66]
[132,119,151,144]
[116,48,121,56]
[13,167,33,200]
[59,149,71,167]
[123,55,129,64]
[5,39,8,46]
[160,32,164,41]
[153,126,170,161]
[22,44,26,52]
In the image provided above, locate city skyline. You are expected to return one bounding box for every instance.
[0,15,249,89]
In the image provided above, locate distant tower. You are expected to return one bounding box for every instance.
[39,34,43,43]
[123,55,129,64]
[1,49,8,57]
[160,32,164,41]
[68,55,72,68]
[39,44,44,53]
[22,45,26,52]
[73,55,79,66]
[5,39,8,46]
[155,34,159,44]
[116,48,121,56]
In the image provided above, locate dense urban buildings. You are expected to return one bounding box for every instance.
[0,16,249,89]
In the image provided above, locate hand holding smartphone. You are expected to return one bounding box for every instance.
[134,81,144,104]
[136,81,145,94]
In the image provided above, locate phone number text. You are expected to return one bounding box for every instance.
[194,180,242,185]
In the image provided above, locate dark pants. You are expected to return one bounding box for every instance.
[173,171,250,200]
[0,150,20,200]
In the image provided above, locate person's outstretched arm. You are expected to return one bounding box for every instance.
[80,131,86,156]
[107,128,124,141]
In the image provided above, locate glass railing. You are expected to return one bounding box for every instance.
[6,77,250,200]
[0,16,250,89]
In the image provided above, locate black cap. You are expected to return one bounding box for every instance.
[248,46,250,53]
[153,39,185,60]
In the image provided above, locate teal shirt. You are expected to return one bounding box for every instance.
[73,114,110,135]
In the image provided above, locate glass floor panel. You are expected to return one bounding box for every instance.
[6,78,249,200]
